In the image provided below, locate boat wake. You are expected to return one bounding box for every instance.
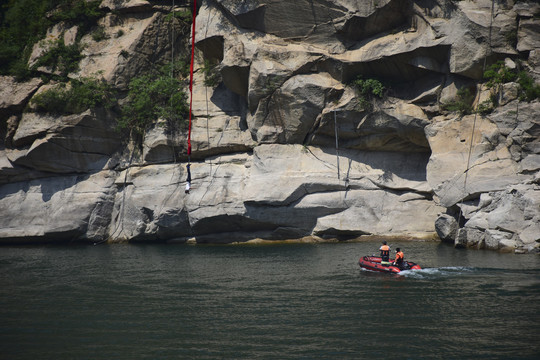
[398,266,475,278]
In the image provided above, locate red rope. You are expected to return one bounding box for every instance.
[187,0,197,158]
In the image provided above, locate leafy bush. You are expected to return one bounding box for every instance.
[32,39,84,77]
[50,0,103,35]
[441,87,474,115]
[483,61,517,88]
[354,77,385,98]
[10,57,33,81]
[164,10,193,35]
[0,0,52,76]
[0,0,102,79]
[517,71,540,102]
[201,59,221,87]
[30,85,67,114]
[30,77,116,114]
[484,61,540,102]
[476,99,494,115]
[165,10,192,23]
[162,59,190,79]
[352,76,385,110]
[91,26,109,42]
[119,63,189,134]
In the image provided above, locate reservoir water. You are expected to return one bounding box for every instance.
[1,240,539,359]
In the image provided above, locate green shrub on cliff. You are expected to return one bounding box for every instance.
[354,77,385,98]
[0,0,102,80]
[441,87,475,115]
[517,70,540,101]
[50,0,103,34]
[91,26,109,42]
[164,9,193,35]
[31,38,85,77]
[483,61,517,88]
[201,59,221,88]
[0,0,51,77]
[352,76,385,110]
[483,61,540,102]
[118,61,189,135]
[30,77,116,114]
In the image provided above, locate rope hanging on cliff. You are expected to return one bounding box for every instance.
[457,0,495,225]
[185,0,197,194]
[334,110,340,180]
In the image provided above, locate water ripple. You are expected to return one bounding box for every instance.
[0,242,539,359]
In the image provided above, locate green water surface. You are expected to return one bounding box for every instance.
[1,241,539,359]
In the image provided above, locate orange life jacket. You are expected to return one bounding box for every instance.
[395,251,404,263]
[380,245,390,259]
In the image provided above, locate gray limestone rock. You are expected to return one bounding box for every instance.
[455,227,485,249]
[0,171,116,243]
[435,214,458,243]
[0,77,42,124]
[10,110,121,174]
[0,0,538,250]
[517,18,540,53]
[457,184,540,253]
[484,229,513,251]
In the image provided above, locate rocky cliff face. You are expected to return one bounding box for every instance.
[0,0,539,252]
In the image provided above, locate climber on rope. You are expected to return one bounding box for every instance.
[185,0,196,195]
[185,163,192,194]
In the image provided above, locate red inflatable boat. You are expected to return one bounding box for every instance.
[359,256,421,274]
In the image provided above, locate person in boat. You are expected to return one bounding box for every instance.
[393,248,404,269]
[379,241,390,265]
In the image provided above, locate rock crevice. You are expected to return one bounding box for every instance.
[0,0,538,252]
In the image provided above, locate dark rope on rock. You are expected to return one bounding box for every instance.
[185,0,197,194]
[204,2,213,178]
[457,0,496,226]
[334,109,340,180]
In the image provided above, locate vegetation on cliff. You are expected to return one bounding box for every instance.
[118,61,190,135]
[441,87,475,115]
[440,61,540,116]
[2,0,193,137]
[352,76,385,110]
[0,0,102,80]
[484,61,540,102]
[28,59,190,135]
[0,0,538,251]
[30,77,116,114]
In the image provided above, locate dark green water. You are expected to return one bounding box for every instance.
[0,241,539,359]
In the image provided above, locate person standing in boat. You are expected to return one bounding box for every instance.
[393,248,404,269]
[379,241,390,265]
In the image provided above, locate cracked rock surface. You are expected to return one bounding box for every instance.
[0,0,538,252]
